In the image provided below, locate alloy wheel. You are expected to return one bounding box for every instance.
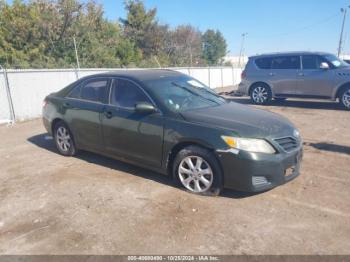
[56,126,71,152]
[178,156,213,193]
[342,89,350,108]
[252,86,268,103]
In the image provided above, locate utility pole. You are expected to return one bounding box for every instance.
[338,6,350,57]
[73,37,80,69]
[238,33,247,68]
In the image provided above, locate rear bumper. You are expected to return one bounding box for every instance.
[216,147,303,192]
[42,111,52,136]
[237,81,249,96]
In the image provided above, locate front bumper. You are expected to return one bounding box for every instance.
[216,146,303,192]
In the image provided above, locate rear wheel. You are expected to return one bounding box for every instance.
[54,121,77,156]
[173,146,223,196]
[250,83,272,105]
[339,87,350,110]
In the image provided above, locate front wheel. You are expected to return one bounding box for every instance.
[339,87,350,110]
[173,146,223,196]
[54,121,77,156]
[250,84,272,105]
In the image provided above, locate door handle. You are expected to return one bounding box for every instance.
[298,72,304,76]
[62,102,72,109]
[269,72,275,76]
[104,111,113,119]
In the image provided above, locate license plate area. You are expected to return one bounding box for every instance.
[285,153,301,178]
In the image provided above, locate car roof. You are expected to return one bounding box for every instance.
[82,69,184,82]
[249,51,333,59]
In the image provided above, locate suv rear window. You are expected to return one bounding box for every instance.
[255,57,272,69]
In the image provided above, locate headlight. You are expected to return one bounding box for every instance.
[221,136,276,154]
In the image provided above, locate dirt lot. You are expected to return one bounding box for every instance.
[0,97,349,255]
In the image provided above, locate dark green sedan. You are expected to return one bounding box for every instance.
[43,69,303,195]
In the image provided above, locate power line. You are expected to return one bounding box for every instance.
[250,12,340,39]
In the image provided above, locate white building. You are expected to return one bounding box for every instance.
[223,55,248,68]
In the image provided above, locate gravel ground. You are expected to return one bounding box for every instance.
[0,97,349,255]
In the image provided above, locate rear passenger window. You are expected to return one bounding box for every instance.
[255,57,272,69]
[271,56,300,69]
[68,84,81,99]
[80,79,109,103]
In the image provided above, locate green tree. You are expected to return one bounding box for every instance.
[0,0,229,68]
[202,29,227,65]
[169,25,203,67]
[120,0,156,53]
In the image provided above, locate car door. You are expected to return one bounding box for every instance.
[101,78,164,168]
[64,77,111,151]
[269,55,300,96]
[296,55,335,97]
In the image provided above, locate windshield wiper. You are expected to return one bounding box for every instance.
[171,82,221,105]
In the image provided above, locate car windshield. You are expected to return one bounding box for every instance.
[324,54,349,68]
[145,76,227,112]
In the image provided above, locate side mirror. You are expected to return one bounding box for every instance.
[135,102,157,114]
[320,62,330,70]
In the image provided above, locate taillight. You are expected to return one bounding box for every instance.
[43,99,48,108]
[241,71,246,79]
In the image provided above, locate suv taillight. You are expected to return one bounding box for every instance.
[241,70,246,79]
[43,99,48,108]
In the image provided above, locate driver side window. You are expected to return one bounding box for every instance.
[302,55,330,70]
[111,79,151,109]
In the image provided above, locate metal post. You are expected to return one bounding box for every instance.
[221,67,224,88]
[232,66,235,87]
[0,65,15,124]
[154,56,161,68]
[208,67,211,88]
[73,37,80,69]
[238,33,247,68]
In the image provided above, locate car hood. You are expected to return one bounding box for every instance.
[180,102,296,138]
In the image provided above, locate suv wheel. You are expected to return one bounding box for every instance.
[54,121,77,156]
[250,84,272,105]
[173,146,223,196]
[340,87,350,110]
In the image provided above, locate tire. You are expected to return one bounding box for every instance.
[339,86,350,110]
[274,97,287,102]
[53,121,77,156]
[250,83,272,105]
[173,146,223,196]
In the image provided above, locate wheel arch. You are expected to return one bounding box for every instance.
[51,118,65,135]
[166,140,224,182]
[166,141,211,173]
[335,82,350,99]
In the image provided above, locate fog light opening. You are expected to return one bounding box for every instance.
[252,176,271,187]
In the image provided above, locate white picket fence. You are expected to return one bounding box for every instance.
[0,67,242,123]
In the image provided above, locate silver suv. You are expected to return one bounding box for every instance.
[237,52,350,109]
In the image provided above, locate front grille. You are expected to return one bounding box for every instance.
[274,137,298,152]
